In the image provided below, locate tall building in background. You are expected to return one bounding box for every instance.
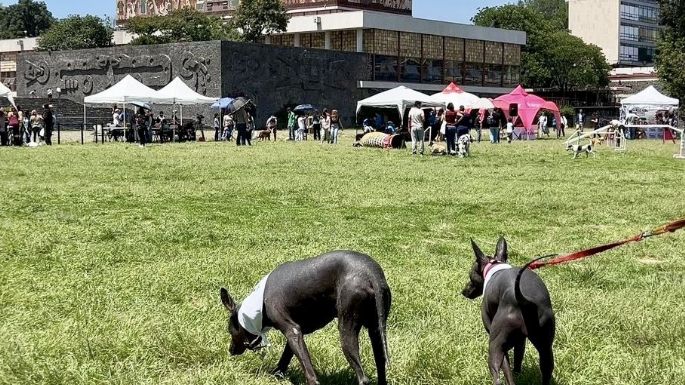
[569,0,660,66]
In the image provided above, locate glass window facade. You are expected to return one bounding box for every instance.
[620,2,659,23]
[620,44,655,63]
[266,29,522,87]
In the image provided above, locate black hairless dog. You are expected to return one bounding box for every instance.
[462,237,556,385]
[221,250,391,385]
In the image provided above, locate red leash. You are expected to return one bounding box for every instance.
[528,217,685,270]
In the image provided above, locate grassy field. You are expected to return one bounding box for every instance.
[1,136,684,385]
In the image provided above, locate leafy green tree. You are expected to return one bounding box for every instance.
[0,0,54,38]
[656,0,685,101]
[518,0,568,29]
[37,15,113,51]
[126,8,235,45]
[473,4,609,92]
[232,0,289,43]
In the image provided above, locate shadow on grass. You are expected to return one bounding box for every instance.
[289,370,362,385]
[515,363,567,385]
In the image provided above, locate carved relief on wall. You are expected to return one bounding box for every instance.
[179,51,211,95]
[22,53,184,96]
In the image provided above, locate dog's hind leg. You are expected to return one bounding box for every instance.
[339,317,369,385]
[271,344,294,379]
[488,339,507,385]
[368,328,388,385]
[513,339,525,374]
[501,354,516,385]
[531,339,554,385]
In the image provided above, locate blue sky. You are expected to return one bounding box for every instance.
[4,0,514,24]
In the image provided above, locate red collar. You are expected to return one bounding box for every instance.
[482,261,500,278]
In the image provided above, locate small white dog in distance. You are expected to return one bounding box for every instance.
[566,142,595,159]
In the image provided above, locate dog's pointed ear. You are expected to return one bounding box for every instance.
[220,287,236,312]
[471,239,487,263]
[495,236,508,262]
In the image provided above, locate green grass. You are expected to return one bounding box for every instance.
[1,137,684,385]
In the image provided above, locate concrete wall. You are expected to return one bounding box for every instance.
[16,40,372,127]
[569,0,620,64]
[220,41,371,126]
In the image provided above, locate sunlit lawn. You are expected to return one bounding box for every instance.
[1,136,683,385]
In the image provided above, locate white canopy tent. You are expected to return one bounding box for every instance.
[84,75,165,105]
[356,86,444,125]
[0,82,15,108]
[155,77,217,105]
[155,77,218,124]
[621,85,679,106]
[620,86,679,121]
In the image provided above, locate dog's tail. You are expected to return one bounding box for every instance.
[371,277,391,368]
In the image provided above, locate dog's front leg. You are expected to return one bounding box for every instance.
[284,327,319,385]
[271,344,294,379]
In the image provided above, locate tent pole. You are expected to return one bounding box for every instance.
[83,103,87,145]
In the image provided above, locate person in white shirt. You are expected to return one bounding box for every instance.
[559,115,568,138]
[296,114,306,141]
[506,117,514,144]
[222,113,234,141]
[408,101,425,155]
[321,109,331,143]
[266,115,278,141]
[576,110,584,130]
[538,113,548,137]
[112,109,121,126]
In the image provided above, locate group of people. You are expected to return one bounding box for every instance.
[213,108,256,146]
[405,102,518,156]
[286,108,343,144]
[113,105,186,146]
[0,104,54,147]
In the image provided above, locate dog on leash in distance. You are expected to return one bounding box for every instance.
[220,251,391,385]
[566,142,595,159]
[462,238,556,385]
[257,129,271,141]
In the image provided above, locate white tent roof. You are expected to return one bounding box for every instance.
[430,90,479,108]
[621,86,679,106]
[0,81,15,107]
[155,77,218,105]
[84,75,165,105]
[356,86,444,121]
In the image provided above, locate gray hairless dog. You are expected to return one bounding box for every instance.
[220,250,391,385]
[462,237,556,385]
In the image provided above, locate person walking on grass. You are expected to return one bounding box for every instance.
[134,108,148,148]
[312,111,321,141]
[287,107,296,141]
[487,109,501,144]
[321,109,331,143]
[506,117,514,144]
[444,103,458,155]
[408,101,425,155]
[30,110,43,143]
[296,113,306,141]
[223,112,234,141]
[559,114,567,138]
[267,115,278,141]
[330,109,342,144]
[213,113,221,141]
[234,107,250,146]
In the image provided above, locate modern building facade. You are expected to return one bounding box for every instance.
[114,0,525,95]
[569,0,660,66]
[264,11,524,94]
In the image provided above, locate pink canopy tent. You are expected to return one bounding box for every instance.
[493,85,561,133]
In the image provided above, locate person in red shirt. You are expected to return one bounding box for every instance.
[444,103,458,155]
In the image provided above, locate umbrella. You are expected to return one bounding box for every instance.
[225,97,253,114]
[294,104,316,113]
[130,101,151,110]
[212,97,235,109]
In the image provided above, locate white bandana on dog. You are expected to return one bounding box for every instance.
[483,264,512,293]
[238,274,271,346]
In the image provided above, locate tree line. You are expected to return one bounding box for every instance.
[2,0,288,51]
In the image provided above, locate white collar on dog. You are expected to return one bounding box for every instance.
[483,263,512,293]
[238,274,271,347]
